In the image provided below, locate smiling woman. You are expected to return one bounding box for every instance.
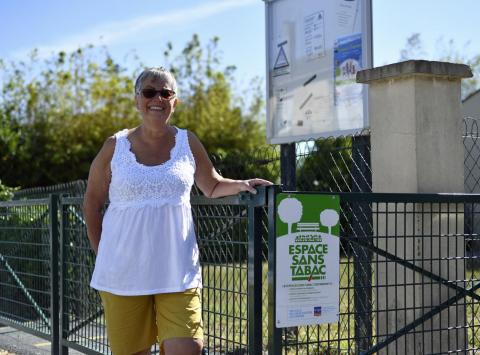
[133,71,178,133]
[82,67,272,355]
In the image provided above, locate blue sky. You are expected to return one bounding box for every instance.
[1,0,479,92]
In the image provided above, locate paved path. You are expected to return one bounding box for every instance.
[0,326,85,355]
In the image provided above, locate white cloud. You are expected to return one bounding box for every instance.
[10,0,257,59]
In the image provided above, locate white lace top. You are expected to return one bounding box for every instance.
[90,127,202,295]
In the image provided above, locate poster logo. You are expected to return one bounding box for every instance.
[277,196,339,282]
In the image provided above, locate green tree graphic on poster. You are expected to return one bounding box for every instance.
[276,194,340,236]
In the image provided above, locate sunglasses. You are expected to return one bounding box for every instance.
[140,88,176,100]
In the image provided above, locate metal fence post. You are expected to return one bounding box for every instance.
[246,188,266,354]
[351,136,373,353]
[281,143,296,190]
[280,143,298,346]
[58,197,69,355]
[49,194,60,355]
[267,186,282,354]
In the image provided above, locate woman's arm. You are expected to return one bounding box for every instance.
[188,131,272,198]
[82,137,115,254]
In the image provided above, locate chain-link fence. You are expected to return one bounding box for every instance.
[211,133,371,194]
[13,131,371,201]
[464,117,480,194]
[464,117,480,269]
[14,116,480,200]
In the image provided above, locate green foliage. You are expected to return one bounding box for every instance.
[164,35,268,160]
[400,33,480,98]
[296,138,353,192]
[0,35,271,188]
[0,180,18,201]
[0,46,139,187]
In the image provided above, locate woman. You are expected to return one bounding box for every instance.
[83,67,271,355]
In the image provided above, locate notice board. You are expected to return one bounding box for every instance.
[266,0,372,144]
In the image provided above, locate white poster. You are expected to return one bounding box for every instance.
[275,193,340,328]
[304,11,325,60]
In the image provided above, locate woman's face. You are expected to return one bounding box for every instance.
[135,77,177,125]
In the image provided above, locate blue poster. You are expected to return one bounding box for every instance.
[333,33,363,130]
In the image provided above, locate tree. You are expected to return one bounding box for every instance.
[0,46,140,187]
[0,180,18,201]
[296,137,354,192]
[400,33,480,98]
[0,35,272,188]
[163,35,268,156]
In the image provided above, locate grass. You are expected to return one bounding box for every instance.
[201,260,480,354]
[201,259,355,354]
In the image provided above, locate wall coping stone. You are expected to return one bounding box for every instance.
[357,60,472,84]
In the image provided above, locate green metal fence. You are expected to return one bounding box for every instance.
[2,188,480,354]
[60,197,107,354]
[0,197,57,344]
[268,191,480,354]
[57,192,268,355]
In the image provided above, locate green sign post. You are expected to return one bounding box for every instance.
[275,193,340,327]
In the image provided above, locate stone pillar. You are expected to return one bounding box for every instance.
[357,60,472,354]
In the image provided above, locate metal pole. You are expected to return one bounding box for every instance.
[49,194,60,355]
[267,186,282,354]
[58,197,69,355]
[354,0,373,348]
[281,143,296,191]
[351,135,372,353]
[247,200,263,354]
[280,143,298,347]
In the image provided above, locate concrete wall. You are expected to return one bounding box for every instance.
[357,61,470,194]
[357,60,472,354]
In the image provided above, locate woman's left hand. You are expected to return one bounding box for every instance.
[238,178,273,194]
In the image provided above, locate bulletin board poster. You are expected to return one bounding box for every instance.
[275,193,340,328]
[266,0,372,144]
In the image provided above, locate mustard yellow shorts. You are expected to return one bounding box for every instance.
[99,288,203,355]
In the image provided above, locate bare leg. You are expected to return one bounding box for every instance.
[162,338,203,355]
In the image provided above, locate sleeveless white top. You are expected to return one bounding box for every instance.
[90,127,202,295]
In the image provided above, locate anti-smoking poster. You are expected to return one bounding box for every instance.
[275,193,340,327]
